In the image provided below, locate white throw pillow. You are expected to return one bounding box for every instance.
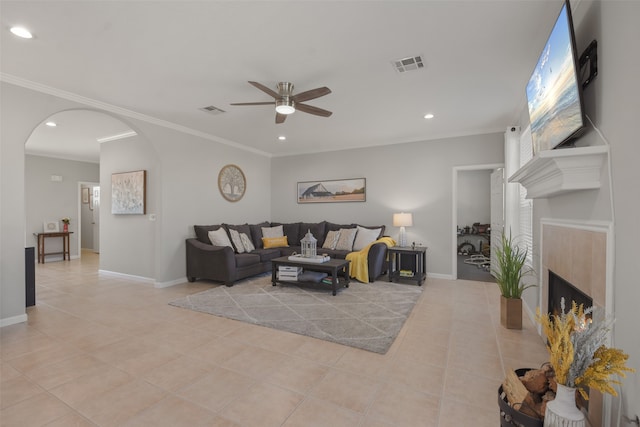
[240,233,255,252]
[208,228,233,248]
[228,229,245,253]
[335,228,358,251]
[261,225,284,238]
[322,230,341,250]
[352,226,382,251]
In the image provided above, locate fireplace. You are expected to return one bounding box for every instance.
[540,219,613,427]
[548,270,593,317]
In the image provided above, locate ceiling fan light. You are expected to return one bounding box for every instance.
[275,100,295,115]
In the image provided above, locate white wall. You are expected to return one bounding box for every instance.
[25,155,99,259]
[99,136,158,280]
[512,1,640,421]
[271,133,505,277]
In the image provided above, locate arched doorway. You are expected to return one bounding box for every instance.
[25,109,136,263]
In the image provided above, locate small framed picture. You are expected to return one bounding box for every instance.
[43,221,59,233]
[82,188,90,204]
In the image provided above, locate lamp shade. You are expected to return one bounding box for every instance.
[393,212,413,227]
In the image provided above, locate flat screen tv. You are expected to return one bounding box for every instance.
[526,0,586,154]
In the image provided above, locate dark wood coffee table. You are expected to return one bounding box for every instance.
[271,256,350,295]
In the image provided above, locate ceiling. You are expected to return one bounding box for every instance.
[1,1,565,160]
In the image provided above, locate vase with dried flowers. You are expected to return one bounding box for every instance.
[536,298,634,426]
[61,217,70,232]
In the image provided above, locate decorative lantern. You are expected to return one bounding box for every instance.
[301,229,317,258]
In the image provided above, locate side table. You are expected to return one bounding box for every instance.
[34,232,73,263]
[388,246,427,286]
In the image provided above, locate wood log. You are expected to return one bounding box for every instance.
[519,393,541,418]
[503,369,529,407]
[520,368,549,394]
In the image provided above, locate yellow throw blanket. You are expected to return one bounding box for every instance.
[345,236,396,283]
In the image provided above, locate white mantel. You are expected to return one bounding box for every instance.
[508,145,609,199]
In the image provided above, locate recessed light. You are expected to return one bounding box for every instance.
[45,121,57,127]
[278,136,286,141]
[10,26,33,39]
[424,113,434,119]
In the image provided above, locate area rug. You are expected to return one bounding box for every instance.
[169,275,423,354]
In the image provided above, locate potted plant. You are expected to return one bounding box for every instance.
[492,230,535,329]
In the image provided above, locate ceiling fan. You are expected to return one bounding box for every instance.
[231,81,332,124]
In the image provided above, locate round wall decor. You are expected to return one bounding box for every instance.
[218,164,246,202]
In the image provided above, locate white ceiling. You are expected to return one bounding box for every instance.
[1,1,565,160]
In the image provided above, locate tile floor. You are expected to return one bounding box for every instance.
[0,251,549,427]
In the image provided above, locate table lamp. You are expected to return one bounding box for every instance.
[393,212,413,247]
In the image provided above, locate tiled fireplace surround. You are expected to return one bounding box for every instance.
[540,219,613,427]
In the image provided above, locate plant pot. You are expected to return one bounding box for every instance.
[501,296,522,329]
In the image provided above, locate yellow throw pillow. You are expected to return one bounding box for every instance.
[262,236,289,248]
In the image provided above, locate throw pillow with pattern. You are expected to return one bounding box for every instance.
[322,230,341,250]
[335,228,358,251]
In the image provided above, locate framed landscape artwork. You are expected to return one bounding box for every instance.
[111,170,146,214]
[297,178,366,204]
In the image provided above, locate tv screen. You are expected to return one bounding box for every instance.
[526,0,585,154]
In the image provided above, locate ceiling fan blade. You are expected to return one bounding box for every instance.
[248,81,279,99]
[296,103,333,117]
[230,102,275,106]
[275,113,287,124]
[292,87,331,103]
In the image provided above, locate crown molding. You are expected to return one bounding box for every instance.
[0,73,272,158]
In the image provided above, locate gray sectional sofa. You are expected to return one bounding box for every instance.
[186,221,389,286]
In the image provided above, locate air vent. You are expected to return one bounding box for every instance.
[392,55,425,73]
[200,106,226,115]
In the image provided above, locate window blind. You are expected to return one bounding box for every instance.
[519,126,533,267]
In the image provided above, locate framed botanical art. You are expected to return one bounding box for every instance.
[111,170,146,214]
[297,178,366,204]
[218,164,246,202]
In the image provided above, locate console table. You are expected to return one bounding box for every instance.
[34,232,73,263]
[388,246,427,286]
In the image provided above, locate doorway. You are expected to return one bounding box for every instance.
[452,163,503,281]
[79,182,100,254]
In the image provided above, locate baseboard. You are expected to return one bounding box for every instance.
[1,313,28,328]
[154,278,188,288]
[428,272,454,280]
[98,269,154,284]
